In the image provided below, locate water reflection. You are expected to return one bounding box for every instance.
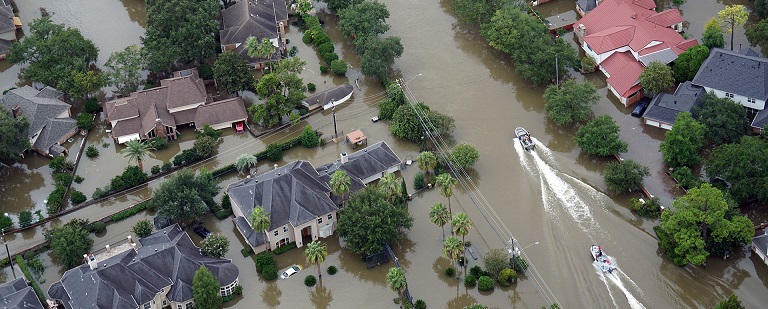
[261,282,282,308]
[447,291,479,309]
[308,281,333,309]
[0,164,45,214]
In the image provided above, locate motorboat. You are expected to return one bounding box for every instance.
[590,245,616,273]
[515,127,535,151]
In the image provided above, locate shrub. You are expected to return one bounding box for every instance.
[150,165,160,175]
[477,276,494,291]
[319,65,329,74]
[92,187,107,200]
[102,142,110,148]
[264,143,284,161]
[469,265,484,279]
[89,221,107,233]
[289,46,299,57]
[671,166,701,190]
[23,251,36,261]
[76,113,94,130]
[273,242,297,255]
[18,211,33,228]
[110,201,149,222]
[148,137,169,150]
[331,60,347,75]
[162,161,173,172]
[510,256,528,274]
[15,256,45,302]
[84,98,100,113]
[49,157,67,172]
[302,31,313,44]
[318,42,334,55]
[262,264,278,281]
[414,172,425,190]
[198,63,214,80]
[300,126,320,148]
[46,185,67,214]
[241,247,254,258]
[54,173,74,186]
[414,300,427,309]
[444,267,455,277]
[498,268,517,286]
[74,175,84,183]
[464,274,477,287]
[133,220,153,238]
[86,145,99,158]
[110,166,148,192]
[323,52,339,64]
[307,82,316,91]
[234,285,243,295]
[254,252,276,273]
[327,265,338,275]
[313,32,331,46]
[581,56,597,72]
[629,197,662,218]
[70,190,87,204]
[221,194,231,210]
[0,215,12,230]
[304,275,317,287]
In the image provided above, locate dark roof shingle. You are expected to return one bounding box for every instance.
[643,81,705,125]
[692,47,768,101]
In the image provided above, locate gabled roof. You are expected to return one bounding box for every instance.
[584,26,635,54]
[302,84,354,108]
[0,85,76,153]
[33,117,77,153]
[0,278,45,309]
[577,0,598,13]
[738,47,762,58]
[159,69,207,110]
[643,81,705,124]
[48,225,239,309]
[0,38,11,55]
[234,216,265,248]
[601,52,645,97]
[220,0,287,63]
[0,1,15,35]
[194,97,248,128]
[579,0,691,55]
[692,48,768,101]
[751,107,768,129]
[316,142,402,186]
[227,161,339,231]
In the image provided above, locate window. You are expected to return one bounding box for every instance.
[177,305,182,309]
[163,300,167,306]
[283,226,287,233]
[186,302,194,309]
[274,230,279,236]
[726,92,734,98]
[317,217,323,224]
[327,214,333,220]
[748,97,756,104]
[144,303,151,309]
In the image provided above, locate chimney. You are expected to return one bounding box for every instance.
[340,152,348,164]
[273,164,278,170]
[127,235,133,243]
[85,254,98,270]
[105,244,111,254]
[11,105,20,118]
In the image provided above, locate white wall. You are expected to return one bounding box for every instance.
[704,87,766,110]
[168,102,204,114]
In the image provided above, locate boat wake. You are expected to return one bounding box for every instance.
[594,258,646,309]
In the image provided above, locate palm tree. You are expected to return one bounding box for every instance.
[249,206,271,249]
[386,267,408,305]
[304,240,328,278]
[329,170,351,205]
[452,212,474,276]
[436,173,458,228]
[121,140,155,171]
[246,36,276,74]
[378,172,401,204]
[235,153,258,174]
[417,151,438,174]
[429,202,450,240]
[442,236,463,279]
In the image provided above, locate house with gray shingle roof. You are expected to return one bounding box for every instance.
[691,47,768,132]
[0,278,45,309]
[316,141,402,187]
[47,224,239,309]
[0,85,78,157]
[302,84,354,111]
[103,69,248,144]
[642,81,705,130]
[0,0,20,59]
[220,0,288,69]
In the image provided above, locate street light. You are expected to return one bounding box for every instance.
[1,217,17,279]
[404,73,422,86]
[507,239,540,257]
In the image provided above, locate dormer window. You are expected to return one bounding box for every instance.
[748,97,756,103]
[726,92,734,98]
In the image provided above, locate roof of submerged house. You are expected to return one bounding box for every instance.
[220,0,287,64]
[601,52,645,97]
[643,81,705,124]
[692,47,768,101]
[0,278,45,309]
[0,85,76,153]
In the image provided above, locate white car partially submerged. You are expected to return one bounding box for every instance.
[280,265,302,279]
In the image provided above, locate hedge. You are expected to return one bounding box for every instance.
[16,256,46,303]
[212,164,236,177]
[273,242,297,255]
[111,201,150,222]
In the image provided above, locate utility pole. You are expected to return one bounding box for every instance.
[332,104,338,138]
[555,53,559,89]
[2,228,16,279]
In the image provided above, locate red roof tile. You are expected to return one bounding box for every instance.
[646,9,683,27]
[675,39,699,52]
[628,0,655,10]
[584,26,635,54]
[639,42,669,56]
[602,52,645,97]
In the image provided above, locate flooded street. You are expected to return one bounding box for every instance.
[2,0,768,308]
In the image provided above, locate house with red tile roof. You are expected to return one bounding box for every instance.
[575,0,698,106]
[104,69,248,144]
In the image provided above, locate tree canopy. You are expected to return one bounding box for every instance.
[356,35,404,81]
[153,169,220,225]
[201,234,230,258]
[336,186,414,255]
[746,19,768,51]
[603,160,649,193]
[143,0,220,72]
[338,1,391,40]
[450,143,480,169]
[192,266,222,309]
[390,102,455,143]
[716,5,748,50]
[8,17,99,93]
[640,61,674,96]
[659,112,705,168]
[323,0,363,12]
[249,58,307,127]
[673,45,710,83]
[213,51,254,93]
[692,92,747,145]
[702,18,726,49]
[0,106,31,161]
[704,136,768,204]
[575,115,628,156]
[48,221,94,269]
[659,184,753,266]
[543,80,600,125]
[105,45,146,97]
[756,0,768,19]
[716,294,746,309]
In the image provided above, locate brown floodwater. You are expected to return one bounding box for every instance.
[2,0,768,308]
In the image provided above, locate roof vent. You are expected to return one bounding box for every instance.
[631,13,637,19]
[277,172,281,176]
[340,152,349,164]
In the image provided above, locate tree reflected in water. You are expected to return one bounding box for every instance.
[261,282,282,308]
[309,281,333,309]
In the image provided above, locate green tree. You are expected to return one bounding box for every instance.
[386,267,408,305]
[452,0,497,24]
[704,136,768,204]
[716,5,748,50]
[235,153,258,174]
[105,45,146,97]
[436,173,458,227]
[249,206,271,250]
[251,58,307,127]
[143,0,219,72]
[702,18,726,49]
[757,0,768,19]
[378,172,402,204]
[18,211,33,228]
[603,160,650,193]
[378,82,406,120]
[452,212,473,276]
[390,102,455,143]
[121,140,156,171]
[330,59,348,76]
[300,126,320,148]
[746,19,768,50]
[76,113,95,130]
[246,37,277,74]
[640,61,674,96]
[192,266,222,309]
[329,170,351,205]
[450,143,479,169]
[543,80,600,125]
[213,51,254,93]
[338,1,391,40]
[483,249,508,279]
[48,222,93,269]
[673,45,710,83]
[659,184,753,266]
[154,169,220,226]
[62,70,106,100]
[132,219,153,238]
[575,115,628,156]
[8,17,98,92]
[304,240,328,278]
[716,294,745,309]
[356,35,404,81]
[417,151,438,174]
[442,236,463,278]
[0,106,31,161]
[336,187,414,255]
[0,215,12,230]
[201,234,230,258]
[323,0,363,11]
[693,92,747,145]
[193,135,218,159]
[429,202,450,240]
[659,112,705,168]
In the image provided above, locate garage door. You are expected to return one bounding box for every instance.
[661,123,673,130]
[645,120,660,127]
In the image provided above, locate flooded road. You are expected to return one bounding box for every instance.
[2,0,768,308]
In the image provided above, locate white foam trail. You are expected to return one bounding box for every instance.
[594,263,621,309]
[600,257,646,309]
[617,269,648,302]
[531,152,598,232]
[531,137,557,164]
[513,140,535,174]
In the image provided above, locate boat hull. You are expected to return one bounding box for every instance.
[590,245,616,273]
[515,127,536,151]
